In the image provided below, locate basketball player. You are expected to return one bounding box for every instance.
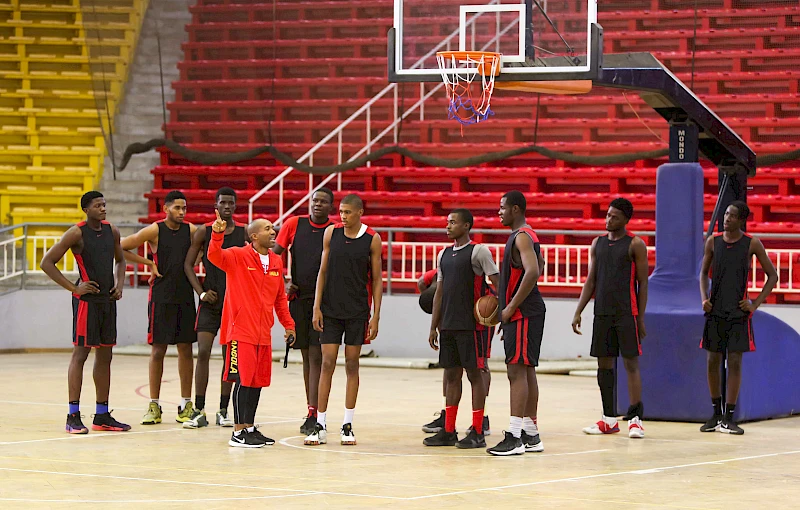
[273,188,334,435]
[181,187,245,429]
[41,191,130,433]
[572,198,649,438]
[418,269,448,432]
[207,212,295,447]
[487,191,546,456]
[120,190,198,425]
[304,194,383,446]
[425,209,499,449]
[699,201,776,435]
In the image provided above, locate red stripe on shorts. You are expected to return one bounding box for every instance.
[74,300,88,346]
[522,317,530,365]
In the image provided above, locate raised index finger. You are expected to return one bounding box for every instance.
[215,209,221,221]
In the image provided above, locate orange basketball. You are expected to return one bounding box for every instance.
[474,295,500,327]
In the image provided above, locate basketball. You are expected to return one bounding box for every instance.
[474,295,499,327]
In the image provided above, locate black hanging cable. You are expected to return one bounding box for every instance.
[155,3,169,140]
[690,0,698,90]
[529,0,574,57]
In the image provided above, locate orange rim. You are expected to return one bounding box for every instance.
[437,51,502,77]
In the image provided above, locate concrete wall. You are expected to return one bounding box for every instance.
[2,289,799,360]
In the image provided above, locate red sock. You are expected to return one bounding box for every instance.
[308,405,317,418]
[445,405,458,433]
[472,409,484,434]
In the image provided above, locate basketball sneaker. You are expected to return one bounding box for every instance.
[300,414,317,435]
[176,402,194,424]
[228,430,265,448]
[628,417,645,438]
[422,410,445,433]
[304,423,327,445]
[341,423,357,445]
[466,415,492,437]
[92,412,131,432]
[700,414,722,432]
[140,402,162,425]
[520,430,544,452]
[486,431,525,456]
[582,416,620,435]
[216,409,234,427]
[182,409,209,429]
[249,427,275,446]
[66,412,88,434]
[719,419,744,435]
[456,428,486,449]
[423,429,458,447]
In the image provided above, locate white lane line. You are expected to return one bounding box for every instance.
[407,449,800,500]
[0,493,318,503]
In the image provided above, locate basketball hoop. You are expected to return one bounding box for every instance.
[436,51,501,126]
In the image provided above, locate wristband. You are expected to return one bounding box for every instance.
[200,292,207,301]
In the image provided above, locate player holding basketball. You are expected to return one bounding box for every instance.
[207,212,295,447]
[121,190,198,426]
[181,187,245,429]
[699,201,776,435]
[42,191,130,433]
[488,191,546,456]
[425,209,499,449]
[272,188,334,435]
[304,194,383,446]
[572,198,649,438]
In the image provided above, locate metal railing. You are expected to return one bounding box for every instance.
[2,224,799,297]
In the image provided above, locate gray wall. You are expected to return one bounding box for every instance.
[2,289,799,361]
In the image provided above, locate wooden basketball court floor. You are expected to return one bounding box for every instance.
[1,352,798,509]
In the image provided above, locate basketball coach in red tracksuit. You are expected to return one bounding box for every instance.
[207,211,296,448]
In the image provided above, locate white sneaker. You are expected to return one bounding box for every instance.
[304,423,327,445]
[582,415,620,435]
[628,417,645,438]
[216,409,234,427]
[182,409,208,429]
[341,423,357,445]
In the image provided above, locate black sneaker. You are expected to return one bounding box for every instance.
[300,414,317,435]
[92,412,131,432]
[456,428,486,449]
[249,427,275,445]
[422,410,445,433]
[423,429,458,446]
[521,430,544,452]
[700,414,722,433]
[483,415,491,436]
[719,419,744,435]
[228,430,265,448]
[486,431,525,456]
[66,412,88,434]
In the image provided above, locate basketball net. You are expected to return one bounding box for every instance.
[436,51,501,126]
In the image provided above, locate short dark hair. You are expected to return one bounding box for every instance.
[165,190,187,204]
[729,200,750,222]
[80,190,104,209]
[502,190,526,213]
[340,193,363,210]
[610,197,634,220]
[451,208,474,230]
[314,187,334,204]
[215,187,237,202]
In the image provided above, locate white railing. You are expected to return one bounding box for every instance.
[247,0,511,225]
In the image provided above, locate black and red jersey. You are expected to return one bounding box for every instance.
[275,215,333,299]
[594,232,638,316]
[321,223,376,320]
[151,221,194,304]
[438,242,494,331]
[73,220,114,302]
[710,232,751,320]
[201,222,246,309]
[499,226,546,321]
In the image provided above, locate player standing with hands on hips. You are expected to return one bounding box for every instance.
[207,210,296,448]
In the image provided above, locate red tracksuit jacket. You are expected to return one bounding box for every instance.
[207,231,294,346]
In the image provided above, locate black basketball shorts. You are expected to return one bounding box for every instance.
[195,302,222,335]
[439,329,490,369]
[72,297,117,348]
[320,316,368,346]
[701,315,755,353]
[148,302,197,345]
[502,314,545,367]
[289,298,320,350]
[591,315,642,358]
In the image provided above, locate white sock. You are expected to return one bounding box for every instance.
[317,411,327,430]
[603,415,618,425]
[234,429,243,436]
[246,426,255,433]
[442,396,447,410]
[522,417,538,435]
[180,398,191,410]
[509,416,523,438]
[343,408,355,425]
[150,399,159,406]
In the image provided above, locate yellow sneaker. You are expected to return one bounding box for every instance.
[140,402,162,425]
[176,402,194,423]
